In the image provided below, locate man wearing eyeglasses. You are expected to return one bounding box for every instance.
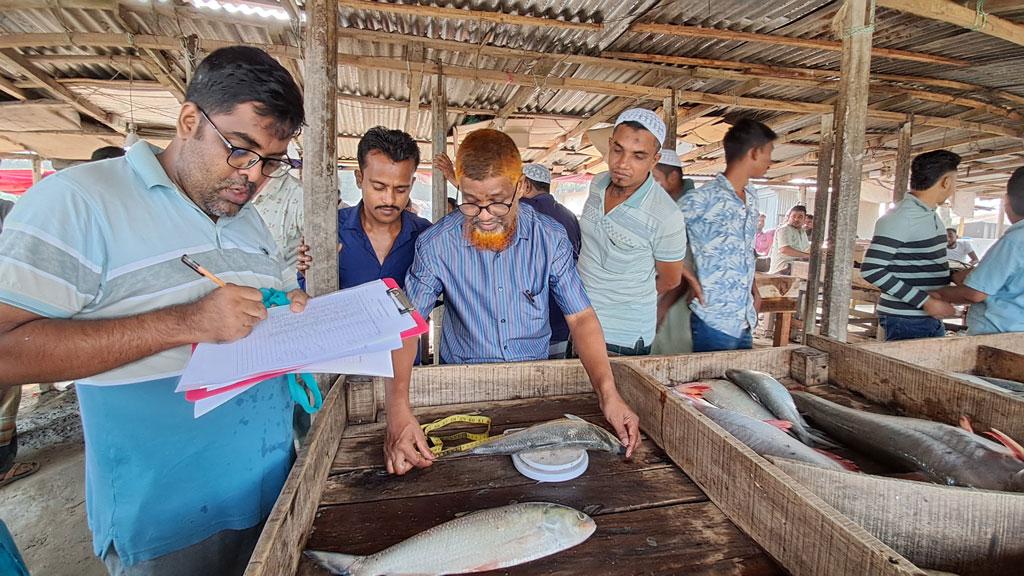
[382,129,641,476]
[0,47,307,575]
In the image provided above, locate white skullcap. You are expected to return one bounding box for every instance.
[522,163,551,184]
[614,108,667,148]
[657,149,682,167]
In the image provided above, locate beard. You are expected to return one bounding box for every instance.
[465,218,516,252]
[177,137,255,218]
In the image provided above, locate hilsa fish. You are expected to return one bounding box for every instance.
[955,373,1024,395]
[725,369,835,447]
[305,502,595,576]
[461,414,625,457]
[792,391,1024,492]
[672,379,776,421]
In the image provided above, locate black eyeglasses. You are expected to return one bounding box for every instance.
[198,107,295,178]
[457,182,522,217]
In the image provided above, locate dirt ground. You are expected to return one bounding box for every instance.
[0,385,106,576]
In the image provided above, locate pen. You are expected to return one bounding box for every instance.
[522,289,536,304]
[181,254,227,288]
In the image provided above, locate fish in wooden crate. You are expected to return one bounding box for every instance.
[458,414,626,457]
[792,391,1024,492]
[305,502,595,575]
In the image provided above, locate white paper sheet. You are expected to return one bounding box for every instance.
[191,349,396,417]
[178,280,414,391]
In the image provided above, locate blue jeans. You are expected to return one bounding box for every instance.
[691,314,753,352]
[879,315,945,342]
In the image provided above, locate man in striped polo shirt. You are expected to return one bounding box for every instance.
[383,129,640,476]
[861,150,959,341]
[0,47,307,574]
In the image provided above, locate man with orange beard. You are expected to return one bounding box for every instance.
[382,129,641,475]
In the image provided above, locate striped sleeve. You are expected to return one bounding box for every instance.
[405,240,444,320]
[548,229,591,317]
[860,217,928,309]
[0,176,106,318]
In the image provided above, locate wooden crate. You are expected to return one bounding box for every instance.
[244,348,926,576]
[807,333,1024,439]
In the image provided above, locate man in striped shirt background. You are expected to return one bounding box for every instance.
[861,150,959,341]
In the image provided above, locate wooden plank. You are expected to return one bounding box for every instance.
[302,0,339,298]
[244,377,348,576]
[403,43,424,135]
[494,58,556,130]
[878,0,1024,48]
[821,0,874,341]
[612,362,926,576]
[628,23,967,67]
[975,345,1024,383]
[663,90,678,148]
[534,96,633,163]
[773,313,793,347]
[807,335,1024,441]
[337,0,603,31]
[893,118,914,203]
[803,113,834,337]
[0,74,29,100]
[305,501,779,575]
[790,346,829,386]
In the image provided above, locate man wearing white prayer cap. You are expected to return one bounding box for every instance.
[578,108,701,356]
[652,148,695,204]
[520,162,581,359]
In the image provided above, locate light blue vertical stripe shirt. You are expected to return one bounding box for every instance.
[405,203,592,364]
[578,172,687,347]
[681,173,760,338]
[0,143,296,565]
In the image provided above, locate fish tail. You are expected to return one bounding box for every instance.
[959,415,974,433]
[813,448,860,472]
[304,550,362,575]
[804,426,841,450]
[764,419,793,431]
[983,428,1024,461]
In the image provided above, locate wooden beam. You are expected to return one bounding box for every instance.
[110,6,186,103]
[662,90,677,149]
[803,112,836,336]
[0,48,123,133]
[494,58,556,130]
[821,0,875,341]
[336,0,602,31]
[404,44,425,135]
[430,72,447,364]
[303,0,339,297]
[534,97,635,164]
[893,119,914,202]
[877,0,1024,47]
[0,74,29,100]
[628,22,967,67]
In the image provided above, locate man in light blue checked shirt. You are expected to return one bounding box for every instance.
[382,129,641,476]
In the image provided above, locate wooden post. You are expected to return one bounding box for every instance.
[302,0,339,298]
[430,72,447,365]
[662,90,678,150]
[997,196,1007,237]
[820,0,875,341]
[30,155,42,184]
[802,113,834,338]
[892,117,913,203]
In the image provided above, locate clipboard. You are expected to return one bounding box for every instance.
[183,279,425,403]
[382,277,429,340]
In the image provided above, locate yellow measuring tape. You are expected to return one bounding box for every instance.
[420,413,492,457]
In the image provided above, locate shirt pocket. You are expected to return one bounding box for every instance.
[601,219,648,269]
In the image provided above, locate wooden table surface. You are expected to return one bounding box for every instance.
[299,394,783,575]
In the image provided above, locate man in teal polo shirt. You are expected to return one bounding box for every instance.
[579,109,698,356]
[936,166,1024,334]
[0,46,307,575]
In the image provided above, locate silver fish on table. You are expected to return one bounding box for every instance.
[955,373,1024,395]
[462,414,625,457]
[673,379,776,422]
[724,369,833,447]
[693,401,849,472]
[306,502,595,576]
[791,391,1024,492]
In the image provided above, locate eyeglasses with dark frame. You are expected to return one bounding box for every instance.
[197,107,296,178]
[457,182,522,218]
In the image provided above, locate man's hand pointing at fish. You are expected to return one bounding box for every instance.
[599,391,640,458]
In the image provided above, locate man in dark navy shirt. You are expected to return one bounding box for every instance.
[299,127,431,289]
[519,163,581,359]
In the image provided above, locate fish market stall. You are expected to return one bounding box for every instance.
[807,333,1024,440]
[244,347,928,576]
